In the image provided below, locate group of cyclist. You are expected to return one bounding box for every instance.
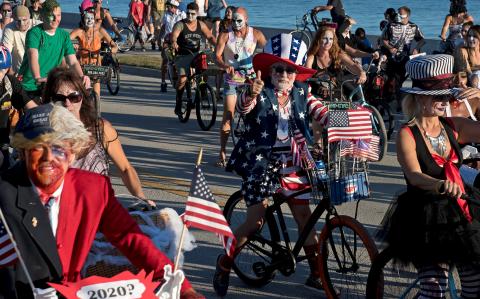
[0,0,480,297]
[156,0,480,297]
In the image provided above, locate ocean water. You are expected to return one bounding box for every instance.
[61,0,480,38]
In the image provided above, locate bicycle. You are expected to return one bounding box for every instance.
[109,17,135,53]
[176,48,218,131]
[100,43,121,95]
[363,57,395,140]
[224,140,379,298]
[289,10,318,49]
[162,46,178,90]
[365,246,461,299]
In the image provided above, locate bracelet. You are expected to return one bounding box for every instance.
[436,180,445,194]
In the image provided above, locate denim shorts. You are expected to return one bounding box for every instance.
[223,69,256,96]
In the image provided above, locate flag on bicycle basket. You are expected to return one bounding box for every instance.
[327,109,372,143]
[0,218,18,267]
[183,166,236,257]
[354,135,380,161]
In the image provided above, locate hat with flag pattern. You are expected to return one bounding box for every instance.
[253,33,316,82]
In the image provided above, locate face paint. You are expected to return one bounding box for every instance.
[186,10,197,22]
[468,34,478,48]
[84,12,94,28]
[321,31,334,49]
[232,13,246,31]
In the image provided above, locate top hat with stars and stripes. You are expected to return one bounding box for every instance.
[400,54,457,96]
[253,33,316,82]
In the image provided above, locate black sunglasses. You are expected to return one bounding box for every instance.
[273,65,297,75]
[52,92,83,103]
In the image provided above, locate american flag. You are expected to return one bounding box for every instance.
[327,109,372,143]
[0,219,18,267]
[354,136,380,161]
[183,166,236,257]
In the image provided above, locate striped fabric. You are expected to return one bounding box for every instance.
[406,54,453,80]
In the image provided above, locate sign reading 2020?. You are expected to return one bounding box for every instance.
[49,270,160,299]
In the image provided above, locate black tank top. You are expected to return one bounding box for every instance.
[177,20,203,55]
[406,118,462,193]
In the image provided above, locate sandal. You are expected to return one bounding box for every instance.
[215,159,227,168]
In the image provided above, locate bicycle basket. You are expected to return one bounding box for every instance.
[329,172,369,205]
[82,64,109,79]
[193,53,208,73]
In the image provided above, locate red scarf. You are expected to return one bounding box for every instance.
[431,149,472,222]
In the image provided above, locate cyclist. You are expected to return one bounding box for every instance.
[214,6,267,167]
[159,0,185,92]
[70,5,118,98]
[382,6,425,111]
[385,54,480,298]
[18,0,90,108]
[170,1,215,115]
[312,0,350,26]
[213,33,329,297]
[2,5,32,75]
[80,0,122,39]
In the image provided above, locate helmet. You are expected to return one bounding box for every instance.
[0,46,12,70]
[79,0,94,14]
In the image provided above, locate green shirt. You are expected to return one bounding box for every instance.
[19,25,76,92]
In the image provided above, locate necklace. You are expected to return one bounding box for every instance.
[420,124,448,157]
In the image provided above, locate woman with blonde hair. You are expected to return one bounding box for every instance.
[383,54,480,297]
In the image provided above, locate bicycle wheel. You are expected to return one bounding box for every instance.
[195,82,217,131]
[367,105,388,161]
[319,215,378,299]
[374,101,395,140]
[178,80,192,123]
[106,61,120,95]
[117,27,135,53]
[366,246,420,299]
[223,191,276,287]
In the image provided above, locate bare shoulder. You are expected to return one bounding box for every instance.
[101,119,119,142]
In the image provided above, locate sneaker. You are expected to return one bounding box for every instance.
[161,82,167,92]
[141,47,146,52]
[212,254,231,297]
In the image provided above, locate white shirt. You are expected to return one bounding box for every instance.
[31,181,64,238]
[161,10,186,39]
[2,22,30,74]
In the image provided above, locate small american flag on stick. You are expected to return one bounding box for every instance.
[0,218,18,267]
[327,109,372,143]
[184,166,236,258]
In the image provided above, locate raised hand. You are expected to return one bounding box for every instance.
[250,70,264,98]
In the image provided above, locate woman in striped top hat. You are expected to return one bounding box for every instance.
[382,54,480,298]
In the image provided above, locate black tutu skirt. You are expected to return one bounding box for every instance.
[377,188,480,267]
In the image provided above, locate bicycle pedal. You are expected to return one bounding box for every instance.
[252,262,267,277]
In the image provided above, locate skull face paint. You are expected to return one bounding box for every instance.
[232,13,246,31]
[321,30,334,50]
[83,12,95,28]
[186,10,197,22]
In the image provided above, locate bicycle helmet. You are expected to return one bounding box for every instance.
[0,46,12,70]
[80,0,94,14]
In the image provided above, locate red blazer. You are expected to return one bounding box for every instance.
[0,166,191,298]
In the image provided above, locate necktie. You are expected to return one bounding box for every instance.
[44,197,56,235]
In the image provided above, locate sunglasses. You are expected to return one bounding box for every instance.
[2,10,11,12]
[52,91,83,103]
[273,66,297,75]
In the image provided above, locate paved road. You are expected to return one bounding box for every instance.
[100,64,405,298]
